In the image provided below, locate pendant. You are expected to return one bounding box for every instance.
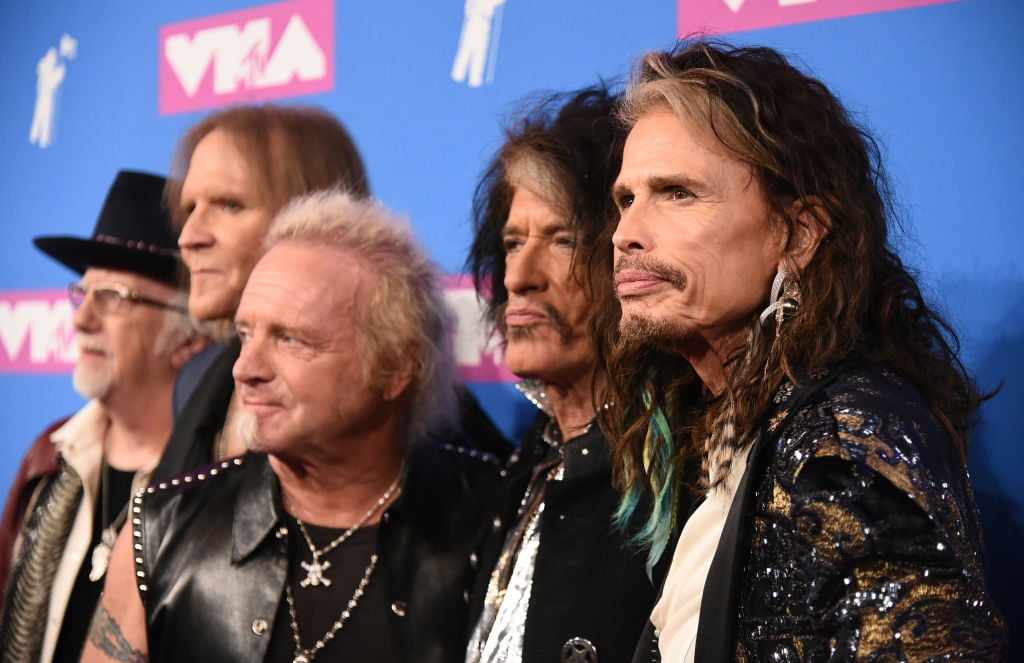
[89,525,119,582]
[89,540,112,582]
[293,654,311,663]
[300,556,332,588]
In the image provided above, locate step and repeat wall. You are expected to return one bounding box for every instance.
[2,0,1021,641]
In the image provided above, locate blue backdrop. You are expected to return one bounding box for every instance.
[2,0,1021,647]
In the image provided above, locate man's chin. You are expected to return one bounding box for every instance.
[619,312,685,350]
[504,338,543,374]
[72,369,111,401]
[505,350,565,384]
[189,291,240,328]
[504,361,541,382]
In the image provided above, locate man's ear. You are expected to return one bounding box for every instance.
[783,196,831,270]
[381,358,416,403]
[170,334,213,370]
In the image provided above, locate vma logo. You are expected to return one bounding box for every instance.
[159,0,335,115]
[680,0,963,34]
[0,291,76,373]
[443,275,516,383]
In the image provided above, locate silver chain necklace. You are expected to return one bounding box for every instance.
[285,552,378,663]
[293,476,400,588]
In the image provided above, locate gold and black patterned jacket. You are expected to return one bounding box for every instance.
[694,363,1007,662]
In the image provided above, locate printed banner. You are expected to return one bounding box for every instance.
[679,0,964,35]
[159,0,335,115]
[0,290,76,373]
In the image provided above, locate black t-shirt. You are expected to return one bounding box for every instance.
[265,517,400,662]
[52,465,134,662]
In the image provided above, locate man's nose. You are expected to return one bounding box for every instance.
[504,241,548,294]
[72,290,102,332]
[178,205,214,252]
[612,206,651,255]
[233,333,272,384]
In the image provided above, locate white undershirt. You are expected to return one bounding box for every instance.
[650,444,751,662]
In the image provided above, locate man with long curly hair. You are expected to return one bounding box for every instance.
[603,41,1006,661]
[465,85,674,663]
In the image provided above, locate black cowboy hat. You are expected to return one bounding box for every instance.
[33,170,181,285]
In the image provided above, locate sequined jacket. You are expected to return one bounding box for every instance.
[470,411,663,663]
[135,446,502,663]
[638,363,1007,662]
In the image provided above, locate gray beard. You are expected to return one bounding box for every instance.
[233,409,263,453]
[72,365,111,401]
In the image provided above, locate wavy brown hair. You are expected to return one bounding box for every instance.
[599,40,985,559]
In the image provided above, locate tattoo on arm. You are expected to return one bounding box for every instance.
[88,604,148,662]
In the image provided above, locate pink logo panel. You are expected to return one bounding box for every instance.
[443,274,517,384]
[159,0,335,115]
[0,290,76,373]
[679,0,963,35]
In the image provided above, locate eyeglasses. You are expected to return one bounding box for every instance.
[68,282,189,315]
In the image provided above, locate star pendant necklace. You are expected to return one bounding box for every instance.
[293,475,400,589]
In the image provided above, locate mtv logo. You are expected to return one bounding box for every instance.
[0,291,77,373]
[159,0,335,115]
[443,275,517,384]
[680,0,963,35]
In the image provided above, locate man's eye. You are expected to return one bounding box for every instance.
[96,289,123,308]
[502,238,523,253]
[671,188,694,200]
[280,334,304,347]
[236,327,252,343]
[223,200,244,212]
[618,194,634,210]
[554,235,577,249]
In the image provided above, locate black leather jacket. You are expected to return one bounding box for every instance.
[135,445,502,662]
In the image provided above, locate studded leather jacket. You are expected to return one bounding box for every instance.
[135,444,502,663]
[635,363,1006,662]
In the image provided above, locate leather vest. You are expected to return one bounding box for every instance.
[137,444,502,663]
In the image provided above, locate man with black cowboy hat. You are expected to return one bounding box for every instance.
[0,170,209,663]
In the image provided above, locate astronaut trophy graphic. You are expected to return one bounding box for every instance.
[451,0,506,88]
[30,34,77,149]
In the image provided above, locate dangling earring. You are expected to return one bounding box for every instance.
[758,267,800,327]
